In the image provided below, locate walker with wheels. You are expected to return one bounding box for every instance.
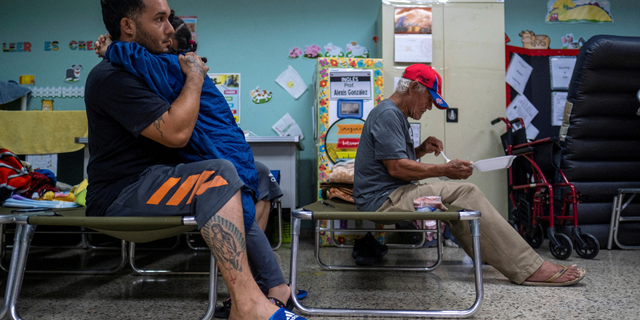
[491,117,599,260]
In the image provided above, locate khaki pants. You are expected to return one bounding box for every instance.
[378,182,543,284]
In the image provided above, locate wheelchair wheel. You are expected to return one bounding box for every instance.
[524,224,544,249]
[574,233,600,259]
[549,233,572,260]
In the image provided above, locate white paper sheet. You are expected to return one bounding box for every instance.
[551,91,568,126]
[410,123,421,148]
[272,113,304,139]
[394,34,432,63]
[506,54,533,94]
[525,123,539,140]
[549,56,577,90]
[275,66,307,99]
[25,154,58,176]
[506,94,539,127]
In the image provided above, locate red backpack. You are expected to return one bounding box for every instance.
[0,149,32,201]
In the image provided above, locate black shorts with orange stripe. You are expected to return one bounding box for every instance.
[104,159,244,229]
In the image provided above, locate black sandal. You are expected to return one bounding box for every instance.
[269,297,294,311]
[213,296,231,318]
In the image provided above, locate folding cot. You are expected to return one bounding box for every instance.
[128,198,284,275]
[0,207,218,320]
[288,199,484,318]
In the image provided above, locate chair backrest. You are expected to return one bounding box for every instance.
[559,35,640,225]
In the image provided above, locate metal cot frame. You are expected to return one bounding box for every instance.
[608,188,640,250]
[0,210,219,320]
[128,198,284,275]
[288,204,484,318]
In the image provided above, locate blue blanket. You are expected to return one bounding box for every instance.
[105,41,258,231]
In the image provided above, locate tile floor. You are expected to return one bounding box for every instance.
[2,228,639,320]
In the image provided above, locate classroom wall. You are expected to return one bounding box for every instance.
[0,0,381,206]
[2,0,638,207]
[505,0,640,49]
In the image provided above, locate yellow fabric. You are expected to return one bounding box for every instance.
[72,179,88,206]
[0,111,88,154]
[38,191,76,202]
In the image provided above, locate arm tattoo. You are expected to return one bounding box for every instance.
[153,115,165,137]
[185,54,206,79]
[202,215,246,273]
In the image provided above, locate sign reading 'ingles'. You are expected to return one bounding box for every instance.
[329,70,373,99]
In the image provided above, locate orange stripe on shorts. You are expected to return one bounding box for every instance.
[196,175,229,195]
[166,174,199,206]
[147,177,181,205]
[186,171,215,204]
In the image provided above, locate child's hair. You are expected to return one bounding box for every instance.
[168,9,206,62]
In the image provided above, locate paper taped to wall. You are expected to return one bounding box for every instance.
[272,113,304,139]
[506,54,533,94]
[276,66,307,99]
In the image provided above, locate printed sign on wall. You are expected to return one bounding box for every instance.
[209,73,240,123]
[329,70,373,100]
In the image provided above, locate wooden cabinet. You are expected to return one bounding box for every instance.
[378,1,508,216]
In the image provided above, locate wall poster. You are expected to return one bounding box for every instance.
[546,0,613,23]
[208,73,240,124]
[394,7,433,63]
[178,15,197,41]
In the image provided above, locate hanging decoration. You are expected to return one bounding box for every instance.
[546,0,613,23]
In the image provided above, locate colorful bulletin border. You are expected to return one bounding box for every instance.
[316,57,384,246]
[316,57,383,195]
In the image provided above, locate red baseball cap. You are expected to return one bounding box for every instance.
[402,64,449,110]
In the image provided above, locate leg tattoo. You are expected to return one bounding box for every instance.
[202,215,247,277]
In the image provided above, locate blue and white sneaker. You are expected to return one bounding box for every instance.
[268,308,307,320]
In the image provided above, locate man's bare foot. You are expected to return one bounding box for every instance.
[525,261,582,283]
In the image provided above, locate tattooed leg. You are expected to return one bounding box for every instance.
[202,215,247,281]
[200,190,280,320]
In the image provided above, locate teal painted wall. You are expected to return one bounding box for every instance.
[505,0,640,49]
[0,0,381,206]
[3,0,638,205]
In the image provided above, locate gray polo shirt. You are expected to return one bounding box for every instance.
[353,99,415,211]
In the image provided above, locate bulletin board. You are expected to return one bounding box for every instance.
[505,45,580,140]
[315,57,384,194]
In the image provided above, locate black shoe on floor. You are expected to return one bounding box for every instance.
[353,233,386,266]
[213,297,231,318]
[352,236,366,259]
[352,232,387,259]
[364,232,388,256]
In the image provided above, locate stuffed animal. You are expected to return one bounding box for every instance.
[519,30,550,49]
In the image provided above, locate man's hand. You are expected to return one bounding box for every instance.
[179,52,209,80]
[139,53,207,148]
[416,136,443,158]
[95,34,112,58]
[443,159,473,180]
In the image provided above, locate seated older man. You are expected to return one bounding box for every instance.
[353,64,585,286]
